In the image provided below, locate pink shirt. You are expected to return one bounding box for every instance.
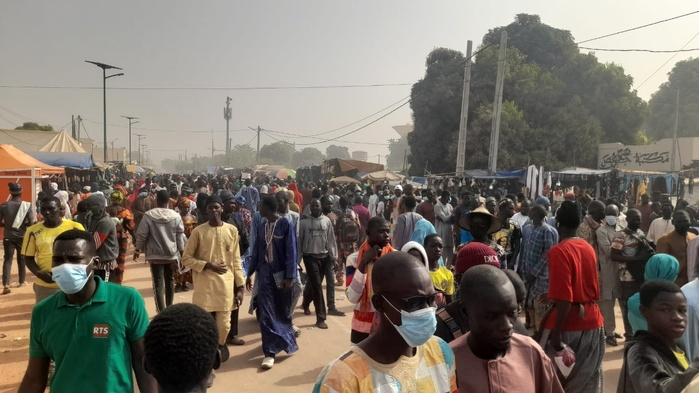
[450,333,564,393]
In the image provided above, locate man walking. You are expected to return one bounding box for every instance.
[520,205,558,333]
[238,178,260,213]
[596,203,622,346]
[541,201,605,393]
[435,191,454,268]
[18,229,155,393]
[656,210,697,286]
[134,189,185,313]
[1,183,35,293]
[577,200,605,250]
[416,189,436,225]
[22,196,84,303]
[611,208,654,340]
[394,195,423,250]
[299,199,341,329]
[182,194,245,376]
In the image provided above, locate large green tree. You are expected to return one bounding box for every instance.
[15,122,53,131]
[408,14,646,174]
[259,141,295,166]
[646,58,699,139]
[387,137,410,171]
[292,147,325,167]
[325,144,351,159]
[408,48,465,175]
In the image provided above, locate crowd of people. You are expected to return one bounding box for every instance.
[2,172,699,392]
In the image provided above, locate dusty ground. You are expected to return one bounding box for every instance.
[1,250,626,392]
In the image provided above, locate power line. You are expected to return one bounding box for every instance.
[0,83,412,91]
[577,10,699,44]
[579,46,699,53]
[260,96,410,140]
[635,29,699,90]
[82,118,249,134]
[264,99,410,146]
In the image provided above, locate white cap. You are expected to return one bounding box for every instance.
[394,185,403,191]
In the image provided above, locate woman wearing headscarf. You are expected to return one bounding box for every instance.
[54,190,72,220]
[110,191,135,284]
[288,182,303,212]
[627,253,680,333]
[175,197,195,292]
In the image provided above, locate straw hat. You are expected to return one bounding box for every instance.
[458,206,502,234]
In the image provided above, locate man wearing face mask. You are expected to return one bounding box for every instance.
[18,229,155,393]
[596,203,623,346]
[22,196,84,303]
[314,252,456,392]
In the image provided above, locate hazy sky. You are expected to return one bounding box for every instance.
[1,1,698,169]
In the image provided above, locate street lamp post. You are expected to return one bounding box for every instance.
[85,61,123,163]
[121,116,139,163]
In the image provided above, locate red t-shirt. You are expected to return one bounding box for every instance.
[544,238,604,331]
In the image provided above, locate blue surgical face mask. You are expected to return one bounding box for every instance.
[382,295,437,347]
[605,215,617,226]
[139,191,148,198]
[52,258,94,294]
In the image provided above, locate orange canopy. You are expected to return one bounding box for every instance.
[0,144,64,175]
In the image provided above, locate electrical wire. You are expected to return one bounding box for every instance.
[635,29,699,90]
[577,10,699,44]
[82,118,248,134]
[0,83,412,91]
[0,112,17,128]
[579,46,699,53]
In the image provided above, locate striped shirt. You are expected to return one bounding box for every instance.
[313,337,457,393]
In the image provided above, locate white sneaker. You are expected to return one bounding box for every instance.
[261,357,275,369]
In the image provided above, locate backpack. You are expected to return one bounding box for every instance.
[230,215,250,255]
[338,211,360,243]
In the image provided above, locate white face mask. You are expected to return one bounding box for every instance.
[382,295,437,347]
[604,215,617,226]
[51,258,94,294]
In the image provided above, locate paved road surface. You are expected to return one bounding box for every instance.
[1,255,626,392]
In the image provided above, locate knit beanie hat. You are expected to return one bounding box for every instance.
[455,242,500,274]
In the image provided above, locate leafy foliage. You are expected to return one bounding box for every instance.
[646,58,699,139]
[407,14,646,174]
[15,122,53,131]
[292,147,325,167]
[387,137,410,171]
[325,145,351,159]
[260,141,295,166]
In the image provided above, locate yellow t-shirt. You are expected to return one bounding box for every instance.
[22,220,85,288]
[429,266,455,296]
[674,350,689,370]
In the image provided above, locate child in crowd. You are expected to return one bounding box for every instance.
[618,280,699,392]
[424,234,455,306]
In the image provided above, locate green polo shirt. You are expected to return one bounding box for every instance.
[29,276,149,392]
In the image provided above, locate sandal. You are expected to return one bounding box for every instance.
[605,336,618,347]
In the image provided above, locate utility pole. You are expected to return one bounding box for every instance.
[224,97,232,158]
[76,116,82,141]
[455,40,473,176]
[256,126,261,165]
[378,154,381,165]
[122,116,139,163]
[211,129,215,158]
[71,115,76,139]
[487,31,507,175]
[671,88,680,172]
[134,133,145,164]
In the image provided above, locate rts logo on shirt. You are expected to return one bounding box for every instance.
[93,324,110,338]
